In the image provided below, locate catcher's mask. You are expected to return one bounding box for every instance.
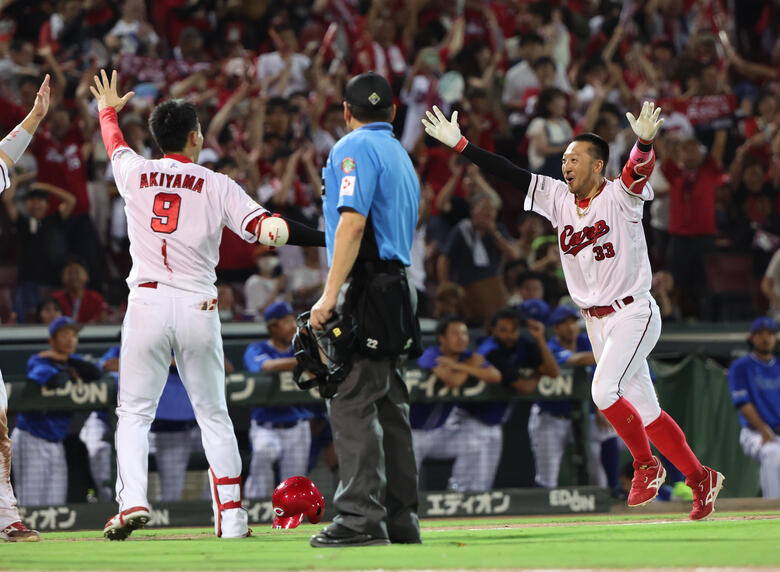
[271,476,325,529]
[293,311,354,398]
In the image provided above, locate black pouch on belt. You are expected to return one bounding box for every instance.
[347,259,422,360]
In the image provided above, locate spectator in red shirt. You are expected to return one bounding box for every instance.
[52,259,109,324]
[662,136,724,318]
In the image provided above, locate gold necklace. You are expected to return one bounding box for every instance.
[575,198,591,218]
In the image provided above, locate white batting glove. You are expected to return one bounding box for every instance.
[421,105,464,149]
[626,101,664,142]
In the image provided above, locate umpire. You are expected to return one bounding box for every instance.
[309,72,421,547]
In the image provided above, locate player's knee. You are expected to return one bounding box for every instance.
[591,382,617,410]
[760,441,780,466]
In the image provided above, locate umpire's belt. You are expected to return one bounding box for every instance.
[584,296,634,319]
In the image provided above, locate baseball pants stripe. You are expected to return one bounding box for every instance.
[586,296,663,425]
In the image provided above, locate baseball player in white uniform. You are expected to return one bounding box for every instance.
[0,74,50,543]
[91,70,326,540]
[423,102,725,520]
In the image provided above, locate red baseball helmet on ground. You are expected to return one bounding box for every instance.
[271,476,325,529]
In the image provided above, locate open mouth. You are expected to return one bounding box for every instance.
[565,175,575,185]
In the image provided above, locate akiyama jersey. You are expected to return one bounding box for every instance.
[524,174,653,308]
[110,148,266,297]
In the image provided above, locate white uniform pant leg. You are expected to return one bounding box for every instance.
[79,412,113,502]
[446,410,499,492]
[0,373,21,528]
[588,414,609,488]
[740,427,780,499]
[622,361,662,425]
[115,293,174,510]
[528,404,571,488]
[586,298,662,421]
[277,420,312,482]
[10,429,66,506]
[171,294,247,537]
[411,428,432,472]
[152,430,193,501]
[245,422,281,499]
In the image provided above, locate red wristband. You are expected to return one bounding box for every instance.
[454,136,469,154]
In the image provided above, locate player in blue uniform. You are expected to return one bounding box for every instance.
[728,317,780,498]
[243,301,312,499]
[415,315,503,491]
[11,317,101,506]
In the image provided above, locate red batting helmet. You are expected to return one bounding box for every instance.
[271,476,325,529]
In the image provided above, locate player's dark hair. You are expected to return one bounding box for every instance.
[572,133,609,175]
[35,297,62,323]
[435,314,466,338]
[347,103,393,124]
[490,308,521,328]
[148,99,199,154]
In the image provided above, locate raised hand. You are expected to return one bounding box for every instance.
[30,74,51,119]
[421,105,463,148]
[89,69,135,113]
[626,101,664,141]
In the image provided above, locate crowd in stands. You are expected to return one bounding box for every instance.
[0,0,777,326]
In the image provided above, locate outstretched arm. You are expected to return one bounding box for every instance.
[91,69,135,158]
[0,74,50,172]
[422,106,532,191]
[621,101,664,195]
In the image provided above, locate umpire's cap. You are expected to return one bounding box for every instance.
[345,72,393,109]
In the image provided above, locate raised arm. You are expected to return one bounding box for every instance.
[0,74,50,171]
[90,69,135,157]
[620,101,664,195]
[422,105,532,190]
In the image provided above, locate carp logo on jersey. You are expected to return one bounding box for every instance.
[559,220,610,256]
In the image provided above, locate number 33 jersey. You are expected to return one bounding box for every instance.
[524,173,653,309]
[110,147,267,297]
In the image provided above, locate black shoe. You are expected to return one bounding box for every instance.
[390,537,421,544]
[309,523,390,548]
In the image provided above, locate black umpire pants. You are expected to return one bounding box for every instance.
[326,355,420,542]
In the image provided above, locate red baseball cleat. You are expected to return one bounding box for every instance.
[0,521,40,542]
[103,506,151,541]
[627,456,666,507]
[687,466,725,521]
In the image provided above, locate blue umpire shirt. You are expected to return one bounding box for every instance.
[728,353,780,430]
[244,341,312,425]
[322,122,419,265]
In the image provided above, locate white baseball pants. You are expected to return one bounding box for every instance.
[115,284,247,537]
[527,405,611,488]
[244,420,311,499]
[739,427,780,498]
[10,428,67,506]
[412,409,501,492]
[79,412,113,502]
[149,428,196,501]
[0,371,22,528]
[586,295,663,425]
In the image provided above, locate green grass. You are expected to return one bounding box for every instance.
[2,512,779,570]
